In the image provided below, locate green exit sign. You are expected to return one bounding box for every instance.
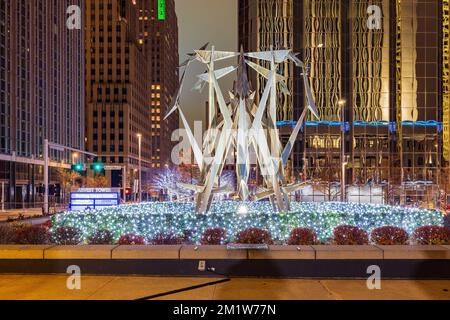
[158,0,166,20]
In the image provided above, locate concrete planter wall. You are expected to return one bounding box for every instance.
[0,245,449,260]
[1,245,449,278]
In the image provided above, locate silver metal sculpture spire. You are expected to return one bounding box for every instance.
[166,45,319,213]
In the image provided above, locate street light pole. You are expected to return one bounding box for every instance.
[44,139,49,214]
[122,166,127,204]
[137,133,142,203]
[339,100,347,202]
[72,152,79,192]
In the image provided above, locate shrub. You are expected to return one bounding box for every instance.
[370,226,409,245]
[51,227,82,245]
[87,229,114,245]
[333,225,369,245]
[412,226,450,245]
[0,224,16,244]
[118,234,146,245]
[15,225,50,245]
[287,228,317,245]
[151,233,184,245]
[201,228,228,245]
[235,228,273,245]
[182,229,195,244]
[41,220,52,230]
[444,214,450,231]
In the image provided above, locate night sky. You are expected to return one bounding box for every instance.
[175,0,238,129]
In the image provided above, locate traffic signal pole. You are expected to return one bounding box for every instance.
[43,139,97,215]
[103,165,128,204]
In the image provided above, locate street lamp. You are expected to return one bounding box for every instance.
[338,99,347,202]
[137,133,142,203]
[72,152,79,164]
[71,152,79,191]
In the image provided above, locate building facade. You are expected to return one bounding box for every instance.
[0,0,85,208]
[136,0,179,170]
[239,0,450,208]
[85,0,152,190]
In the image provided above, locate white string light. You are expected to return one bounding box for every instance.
[51,202,444,243]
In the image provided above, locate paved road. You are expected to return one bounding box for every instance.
[0,275,449,300]
[0,207,60,225]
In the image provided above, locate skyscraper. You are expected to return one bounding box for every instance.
[0,0,85,208]
[136,0,179,169]
[239,0,450,207]
[85,0,152,189]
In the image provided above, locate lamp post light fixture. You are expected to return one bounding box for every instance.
[338,99,347,202]
[71,152,79,191]
[72,152,79,164]
[137,133,142,203]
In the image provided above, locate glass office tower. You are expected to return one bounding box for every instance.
[239,0,449,207]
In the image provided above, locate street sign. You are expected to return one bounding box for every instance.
[104,165,123,171]
[70,191,120,211]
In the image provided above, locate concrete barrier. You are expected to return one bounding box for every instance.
[112,245,181,259]
[44,245,118,260]
[0,245,54,260]
[180,245,247,260]
[1,245,449,278]
[0,245,448,261]
[313,245,384,260]
[378,245,450,259]
[248,245,315,260]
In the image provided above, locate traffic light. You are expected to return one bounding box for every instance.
[71,163,84,172]
[92,162,104,173]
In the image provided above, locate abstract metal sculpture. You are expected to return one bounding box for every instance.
[165,45,319,213]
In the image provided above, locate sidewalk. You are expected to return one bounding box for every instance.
[0,208,43,222]
[0,275,448,300]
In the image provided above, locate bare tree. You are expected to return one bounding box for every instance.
[85,175,109,188]
[151,167,192,201]
[57,168,81,203]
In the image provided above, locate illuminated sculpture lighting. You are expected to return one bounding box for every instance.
[165,44,320,213]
